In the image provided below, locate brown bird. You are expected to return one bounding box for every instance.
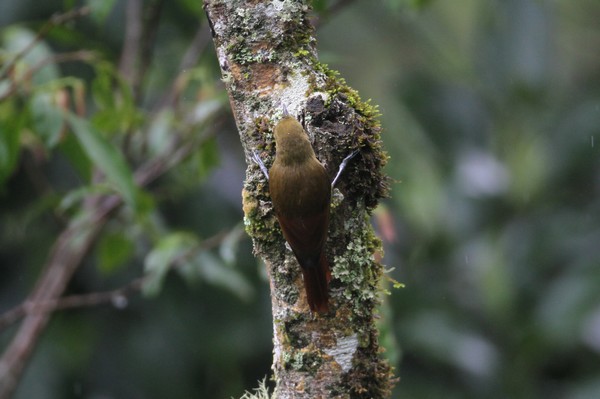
[268,116,332,313]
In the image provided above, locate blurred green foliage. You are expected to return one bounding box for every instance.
[318,1,600,398]
[1,0,599,398]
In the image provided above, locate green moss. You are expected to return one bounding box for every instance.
[251,116,274,152]
[273,262,300,306]
[212,0,395,394]
[220,0,315,70]
[227,37,253,65]
[309,62,382,123]
[282,348,323,373]
[293,48,310,57]
[242,189,300,306]
[284,317,311,348]
[241,183,278,244]
[304,61,390,208]
[278,14,314,57]
[332,214,385,318]
[343,349,396,399]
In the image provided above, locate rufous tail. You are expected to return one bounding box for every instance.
[301,252,331,313]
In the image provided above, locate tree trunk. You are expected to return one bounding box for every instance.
[202,1,394,397]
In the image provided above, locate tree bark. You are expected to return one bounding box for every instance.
[202,1,394,398]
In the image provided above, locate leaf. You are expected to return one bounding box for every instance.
[0,130,21,186]
[179,251,254,301]
[58,131,92,180]
[219,224,245,266]
[196,137,220,178]
[147,110,175,157]
[91,62,115,111]
[58,184,112,214]
[312,0,328,13]
[64,112,138,208]
[97,232,134,275]
[86,0,118,24]
[175,0,203,16]
[1,26,59,85]
[142,232,198,297]
[63,0,77,11]
[90,62,140,133]
[30,91,65,148]
[187,98,223,125]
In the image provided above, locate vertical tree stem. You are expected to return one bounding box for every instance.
[202,1,394,397]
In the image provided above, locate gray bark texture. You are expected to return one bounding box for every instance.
[202,1,394,398]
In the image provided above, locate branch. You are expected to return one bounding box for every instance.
[0,126,212,398]
[0,196,113,399]
[0,227,230,332]
[0,279,144,331]
[203,0,393,397]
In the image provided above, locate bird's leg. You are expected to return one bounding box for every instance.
[331,149,359,188]
[252,151,269,181]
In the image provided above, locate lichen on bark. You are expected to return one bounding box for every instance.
[203,0,394,397]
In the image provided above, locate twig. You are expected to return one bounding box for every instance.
[118,0,144,83]
[157,25,212,109]
[0,6,91,82]
[0,279,144,331]
[0,51,96,102]
[134,0,166,102]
